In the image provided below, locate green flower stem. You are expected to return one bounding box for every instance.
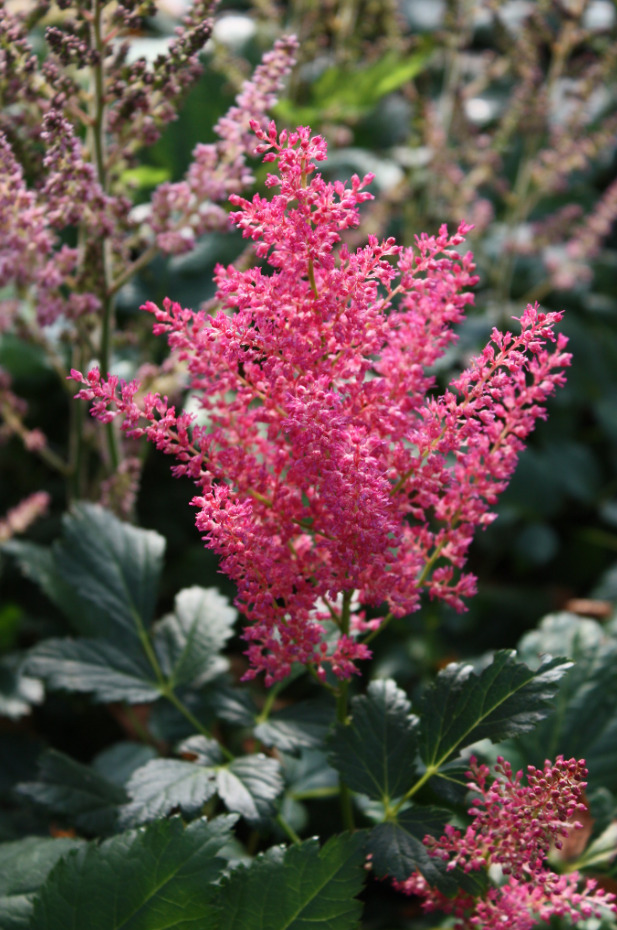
[308,257,318,298]
[291,787,339,801]
[390,764,439,817]
[256,678,287,724]
[89,0,119,473]
[336,591,355,832]
[362,611,393,645]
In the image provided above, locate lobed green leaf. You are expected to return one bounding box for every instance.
[31,815,235,930]
[215,832,367,930]
[53,503,165,648]
[153,585,236,689]
[419,650,572,769]
[216,755,285,827]
[25,638,159,704]
[17,750,126,835]
[119,758,218,827]
[256,699,334,754]
[327,679,419,802]
[0,836,86,930]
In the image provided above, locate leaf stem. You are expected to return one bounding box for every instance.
[134,613,234,762]
[276,813,302,845]
[256,678,286,724]
[162,687,234,761]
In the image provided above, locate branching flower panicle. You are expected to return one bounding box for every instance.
[72,122,571,684]
[394,756,616,929]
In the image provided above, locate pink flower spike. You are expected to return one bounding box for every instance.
[75,122,570,684]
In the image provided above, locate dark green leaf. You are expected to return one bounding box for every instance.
[0,836,86,930]
[205,683,258,726]
[275,45,432,123]
[0,653,43,719]
[515,613,617,790]
[217,755,284,826]
[255,699,334,754]
[92,743,159,787]
[31,815,234,930]
[119,759,218,827]
[2,541,90,634]
[328,679,419,801]
[215,832,366,930]
[0,733,43,796]
[281,749,339,799]
[53,503,165,647]
[17,750,126,835]
[369,811,454,891]
[419,650,571,769]
[153,586,236,688]
[368,810,487,897]
[148,689,214,743]
[25,638,160,704]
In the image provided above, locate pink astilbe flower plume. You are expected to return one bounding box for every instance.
[72,122,571,684]
[394,756,616,930]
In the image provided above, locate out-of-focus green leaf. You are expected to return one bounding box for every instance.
[0,836,86,930]
[153,586,236,688]
[206,683,258,726]
[31,815,234,930]
[2,542,92,635]
[514,613,617,791]
[214,833,367,930]
[92,742,158,787]
[281,749,339,800]
[572,821,617,871]
[0,603,21,651]
[25,638,159,704]
[0,653,43,719]
[419,650,571,769]
[17,750,127,835]
[328,679,419,802]
[120,165,170,189]
[275,46,433,123]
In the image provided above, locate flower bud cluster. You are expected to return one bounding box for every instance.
[72,123,571,684]
[394,756,616,929]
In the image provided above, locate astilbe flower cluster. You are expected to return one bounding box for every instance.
[72,122,571,684]
[394,756,616,930]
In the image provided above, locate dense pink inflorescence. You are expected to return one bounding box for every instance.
[394,756,616,929]
[72,122,571,684]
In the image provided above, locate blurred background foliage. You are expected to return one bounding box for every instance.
[2,0,617,687]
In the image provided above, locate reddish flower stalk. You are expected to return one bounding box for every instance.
[72,122,571,684]
[394,756,616,930]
